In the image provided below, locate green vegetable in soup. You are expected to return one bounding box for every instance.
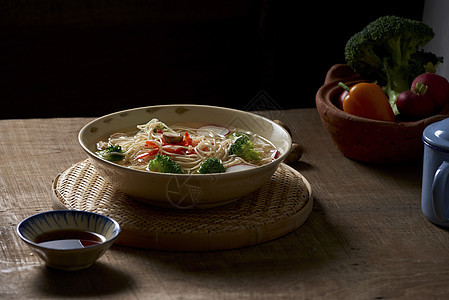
[147,154,184,174]
[96,145,125,161]
[197,158,226,174]
[229,135,261,162]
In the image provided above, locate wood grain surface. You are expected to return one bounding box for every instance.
[1,109,449,299]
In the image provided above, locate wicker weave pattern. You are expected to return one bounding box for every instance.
[53,159,311,250]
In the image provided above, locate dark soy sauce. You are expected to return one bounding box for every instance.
[34,229,105,249]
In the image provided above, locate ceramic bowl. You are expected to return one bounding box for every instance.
[17,210,121,271]
[316,64,449,163]
[78,104,292,209]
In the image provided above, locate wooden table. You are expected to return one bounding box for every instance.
[1,108,449,299]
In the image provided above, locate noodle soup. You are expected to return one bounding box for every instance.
[96,119,279,174]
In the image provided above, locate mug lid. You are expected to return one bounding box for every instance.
[423,118,449,151]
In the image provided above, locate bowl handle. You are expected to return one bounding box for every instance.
[324,64,361,85]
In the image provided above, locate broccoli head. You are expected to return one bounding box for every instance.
[147,154,184,174]
[197,158,226,174]
[344,15,441,115]
[96,145,125,161]
[410,49,443,76]
[229,135,261,162]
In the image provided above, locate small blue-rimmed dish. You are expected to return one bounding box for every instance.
[17,210,121,271]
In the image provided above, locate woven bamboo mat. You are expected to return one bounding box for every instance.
[52,159,312,251]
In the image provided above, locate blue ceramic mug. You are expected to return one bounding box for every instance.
[422,118,449,227]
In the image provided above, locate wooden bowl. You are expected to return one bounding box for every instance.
[315,64,449,163]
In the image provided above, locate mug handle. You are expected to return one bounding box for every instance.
[432,161,449,222]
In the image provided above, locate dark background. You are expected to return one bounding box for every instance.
[0,1,425,119]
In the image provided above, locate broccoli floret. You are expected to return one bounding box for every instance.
[96,145,125,161]
[147,154,184,174]
[410,49,443,75]
[344,15,440,115]
[198,158,226,174]
[229,135,261,161]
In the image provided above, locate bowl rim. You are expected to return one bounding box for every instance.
[16,210,121,251]
[78,104,292,177]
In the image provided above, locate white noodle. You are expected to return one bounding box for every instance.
[102,118,277,174]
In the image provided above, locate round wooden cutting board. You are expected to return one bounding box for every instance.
[52,159,312,251]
